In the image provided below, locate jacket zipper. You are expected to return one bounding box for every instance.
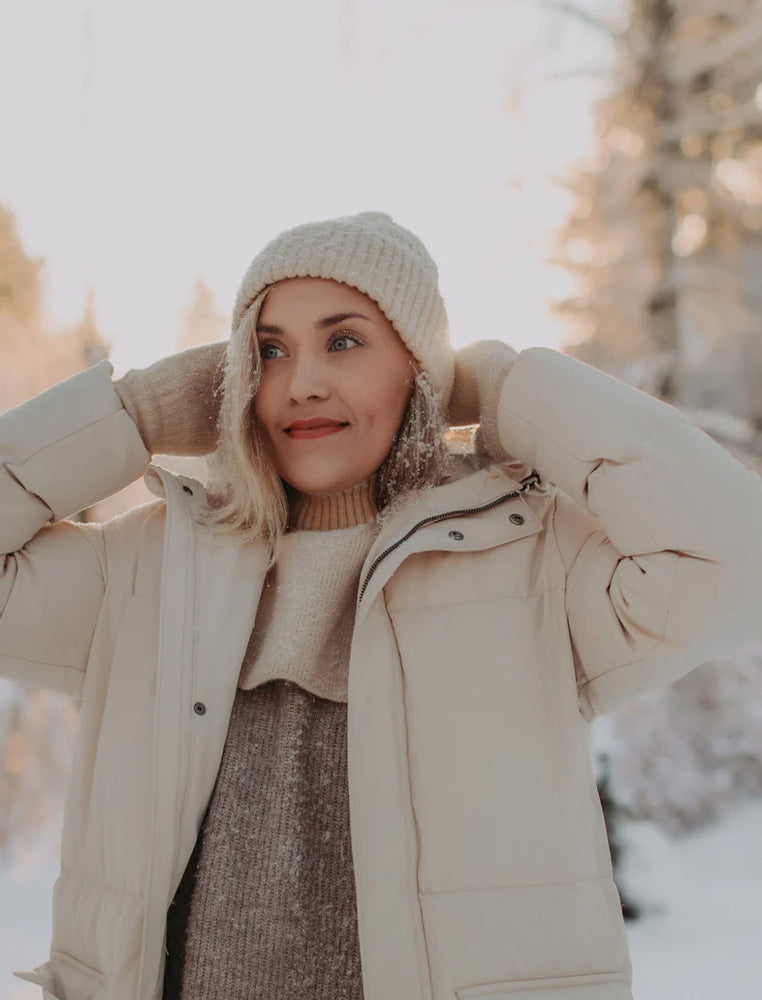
[356,470,543,608]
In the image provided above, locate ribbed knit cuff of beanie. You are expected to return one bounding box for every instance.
[448,340,519,464]
[113,341,227,456]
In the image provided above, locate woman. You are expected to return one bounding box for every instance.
[2,210,761,1000]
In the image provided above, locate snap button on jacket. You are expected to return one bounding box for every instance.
[2,348,761,1000]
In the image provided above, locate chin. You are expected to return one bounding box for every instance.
[284,465,371,496]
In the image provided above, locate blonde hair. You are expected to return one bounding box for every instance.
[197,284,456,571]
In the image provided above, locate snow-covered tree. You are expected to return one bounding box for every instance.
[553,0,762,420]
[548,2,762,901]
[604,641,762,835]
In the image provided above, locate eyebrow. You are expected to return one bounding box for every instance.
[255,312,373,336]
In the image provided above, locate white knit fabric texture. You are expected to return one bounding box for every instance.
[238,519,382,702]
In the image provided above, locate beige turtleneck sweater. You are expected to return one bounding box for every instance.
[237,476,381,701]
[163,475,382,1000]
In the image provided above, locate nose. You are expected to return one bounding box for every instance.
[286,353,331,404]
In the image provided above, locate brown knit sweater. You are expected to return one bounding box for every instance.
[162,476,382,1000]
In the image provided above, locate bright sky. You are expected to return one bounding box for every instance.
[1,0,611,377]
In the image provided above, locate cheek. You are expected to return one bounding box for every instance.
[251,398,279,452]
[364,376,411,437]
[252,382,274,427]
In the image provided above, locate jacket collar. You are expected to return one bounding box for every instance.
[142,452,541,536]
[371,452,538,540]
[356,458,544,615]
[142,452,545,615]
[144,463,202,504]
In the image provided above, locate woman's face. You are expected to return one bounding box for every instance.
[253,276,416,496]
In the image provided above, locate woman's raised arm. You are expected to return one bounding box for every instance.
[112,340,227,457]
[459,342,762,720]
[0,360,151,695]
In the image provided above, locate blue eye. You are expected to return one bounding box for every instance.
[258,331,363,361]
[259,343,283,360]
[329,331,363,351]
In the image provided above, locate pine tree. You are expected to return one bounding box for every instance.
[552,0,762,419]
[0,205,45,325]
[549,0,762,903]
[0,204,111,405]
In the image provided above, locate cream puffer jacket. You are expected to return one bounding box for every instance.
[3,348,761,1000]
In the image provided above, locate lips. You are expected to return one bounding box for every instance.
[287,418,347,430]
[286,418,350,440]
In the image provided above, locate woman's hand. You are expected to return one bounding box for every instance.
[113,340,228,456]
[447,339,519,461]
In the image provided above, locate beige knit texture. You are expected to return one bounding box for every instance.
[239,528,381,700]
[231,210,455,410]
[287,475,378,531]
[447,338,519,462]
[113,341,227,456]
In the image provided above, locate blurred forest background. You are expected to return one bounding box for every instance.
[2,0,762,995]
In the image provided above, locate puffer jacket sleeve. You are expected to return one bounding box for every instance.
[0,359,152,696]
[495,346,762,720]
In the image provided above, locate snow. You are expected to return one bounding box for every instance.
[624,798,762,996]
[595,648,762,837]
[0,826,58,1000]
[2,800,761,998]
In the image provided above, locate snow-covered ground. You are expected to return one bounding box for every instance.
[0,825,59,1000]
[2,801,761,998]
[623,798,762,996]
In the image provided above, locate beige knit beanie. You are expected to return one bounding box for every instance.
[231,210,455,410]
